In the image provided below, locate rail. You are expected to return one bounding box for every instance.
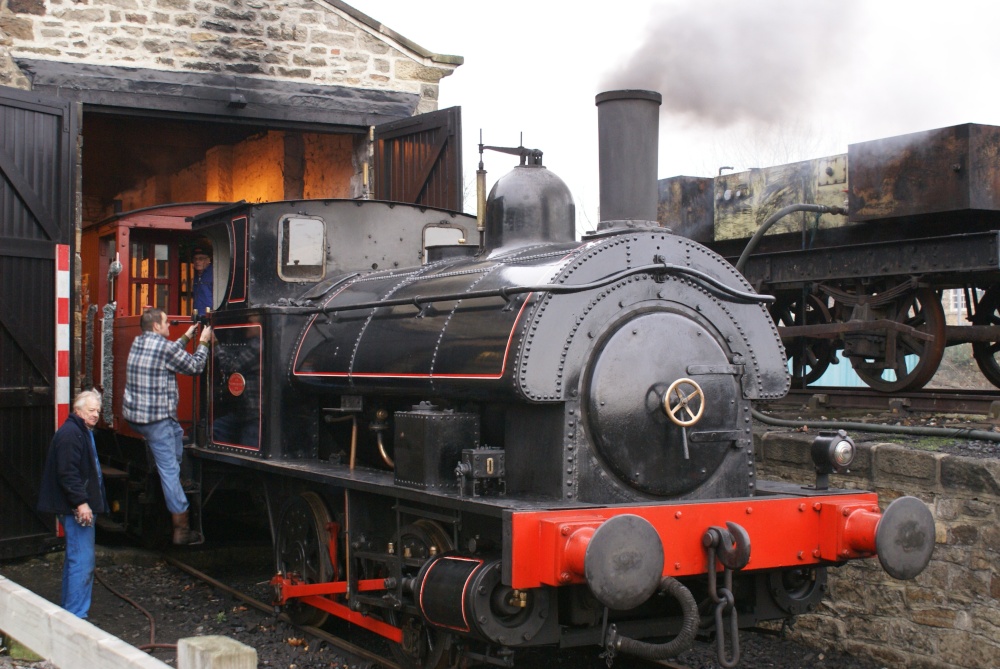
[162,555,400,669]
[770,387,1000,416]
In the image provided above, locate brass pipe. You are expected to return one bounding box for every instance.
[349,416,357,471]
[376,431,394,469]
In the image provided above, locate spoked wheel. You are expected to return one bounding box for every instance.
[390,612,453,669]
[770,294,835,388]
[390,519,455,669]
[849,287,946,392]
[972,284,1000,388]
[275,491,333,627]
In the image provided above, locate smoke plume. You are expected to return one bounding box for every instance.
[602,0,861,128]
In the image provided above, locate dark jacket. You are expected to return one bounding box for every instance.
[37,414,107,515]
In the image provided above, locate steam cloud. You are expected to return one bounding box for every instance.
[602,0,862,128]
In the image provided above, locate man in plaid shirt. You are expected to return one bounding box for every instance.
[123,307,212,545]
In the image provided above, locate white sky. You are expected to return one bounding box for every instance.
[353,0,1000,232]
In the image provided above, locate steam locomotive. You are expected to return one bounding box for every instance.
[91,91,934,668]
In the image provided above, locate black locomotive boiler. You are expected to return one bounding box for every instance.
[181,91,934,668]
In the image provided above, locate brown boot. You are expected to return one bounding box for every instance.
[171,511,204,546]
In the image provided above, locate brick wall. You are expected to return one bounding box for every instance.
[0,0,456,111]
[756,432,1000,669]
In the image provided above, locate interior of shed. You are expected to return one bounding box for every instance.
[81,112,363,227]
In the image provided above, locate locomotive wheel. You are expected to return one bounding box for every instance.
[850,287,945,392]
[770,294,834,388]
[972,284,1000,388]
[390,520,455,669]
[390,612,453,669]
[396,519,454,560]
[275,492,333,627]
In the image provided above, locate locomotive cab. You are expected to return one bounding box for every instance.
[81,203,227,439]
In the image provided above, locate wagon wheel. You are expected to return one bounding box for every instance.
[849,287,946,392]
[389,520,455,669]
[971,284,1000,388]
[275,491,333,627]
[770,294,834,388]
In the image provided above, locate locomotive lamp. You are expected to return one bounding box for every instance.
[810,429,856,490]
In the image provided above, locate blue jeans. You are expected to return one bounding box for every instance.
[130,418,189,514]
[61,514,95,618]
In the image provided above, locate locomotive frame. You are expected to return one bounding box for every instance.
[74,91,936,669]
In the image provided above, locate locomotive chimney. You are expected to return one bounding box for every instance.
[595,89,662,226]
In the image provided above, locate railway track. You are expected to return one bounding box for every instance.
[161,554,401,669]
[764,386,1000,416]
[160,553,697,669]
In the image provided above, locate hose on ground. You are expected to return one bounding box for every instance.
[95,569,176,653]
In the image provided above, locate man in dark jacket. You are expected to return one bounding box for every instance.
[37,390,107,618]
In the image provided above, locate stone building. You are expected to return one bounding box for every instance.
[0,0,465,560]
[0,0,465,369]
[0,0,463,222]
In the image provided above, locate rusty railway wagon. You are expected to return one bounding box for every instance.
[660,123,1000,392]
[51,92,935,668]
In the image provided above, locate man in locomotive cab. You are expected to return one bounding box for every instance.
[191,245,213,317]
[122,308,212,545]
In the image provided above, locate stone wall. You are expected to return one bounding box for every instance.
[755,432,1000,669]
[0,0,457,110]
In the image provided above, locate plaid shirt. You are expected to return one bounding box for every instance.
[122,331,209,424]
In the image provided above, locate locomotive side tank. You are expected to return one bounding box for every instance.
[289,91,787,504]
[185,90,936,669]
[290,226,788,502]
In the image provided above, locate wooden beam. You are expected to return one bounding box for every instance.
[0,575,172,669]
[177,636,257,669]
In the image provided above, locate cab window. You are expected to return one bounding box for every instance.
[129,240,171,315]
[278,215,326,281]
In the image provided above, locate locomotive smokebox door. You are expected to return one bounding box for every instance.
[585,310,743,497]
[394,403,480,491]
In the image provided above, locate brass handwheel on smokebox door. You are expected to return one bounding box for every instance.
[664,378,705,461]
[664,378,705,427]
